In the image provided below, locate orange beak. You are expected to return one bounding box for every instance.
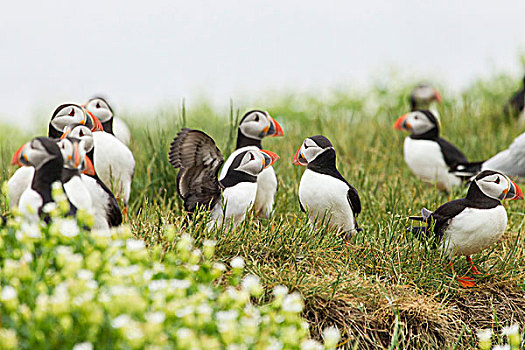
[260,149,280,167]
[73,142,81,168]
[11,144,27,166]
[394,114,410,131]
[60,127,72,140]
[268,117,284,137]
[292,146,307,166]
[82,156,96,176]
[84,109,104,132]
[507,181,524,200]
[434,89,443,102]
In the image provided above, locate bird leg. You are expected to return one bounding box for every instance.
[466,255,482,275]
[449,261,475,288]
[124,205,129,222]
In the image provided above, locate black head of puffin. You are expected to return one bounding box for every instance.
[230,149,280,177]
[238,110,284,140]
[83,97,114,124]
[11,137,62,170]
[472,170,524,201]
[410,83,442,107]
[49,104,90,138]
[293,135,334,166]
[393,110,439,136]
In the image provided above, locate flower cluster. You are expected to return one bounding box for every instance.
[0,191,340,349]
[477,324,522,350]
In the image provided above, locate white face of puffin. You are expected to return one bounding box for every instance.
[56,138,89,171]
[84,98,113,124]
[12,139,56,170]
[50,105,89,132]
[238,110,284,140]
[292,137,332,166]
[62,125,94,153]
[474,171,524,201]
[234,150,280,176]
[394,111,436,136]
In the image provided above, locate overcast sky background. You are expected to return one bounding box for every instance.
[1,0,524,124]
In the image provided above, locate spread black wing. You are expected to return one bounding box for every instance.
[436,137,468,168]
[168,128,224,212]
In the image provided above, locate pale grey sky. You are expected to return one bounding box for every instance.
[1,0,524,123]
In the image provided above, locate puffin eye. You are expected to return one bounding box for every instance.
[249,153,255,161]
[495,177,500,184]
[79,130,84,137]
[96,102,101,108]
[68,108,75,116]
[414,115,419,120]
[304,143,309,149]
[254,114,259,122]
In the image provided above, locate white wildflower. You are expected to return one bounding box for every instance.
[242,274,263,296]
[111,314,132,328]
[300,339,323,350]
[72,342,93,350]
[148,280,168,292]
[145,311,166,324]
[1,286,17,301]
[20,222,41,238]
[323,326,341,348]
[273,285,289,298]
[41,202,57,213]
[230,256,245,269]
[213,262,227,271]
[492,345,510,350]
[501,324,519,336]
[170,279,191,290]
[477,329,492,342]
[216,310,238,323]
[282,292,303,313]
[126,239,145,251]
[58,218,80,237]
[77,269,94,280]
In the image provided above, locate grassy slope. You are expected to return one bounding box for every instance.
[2,74,525,349]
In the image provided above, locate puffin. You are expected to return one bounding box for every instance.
[409,170,523,287]
[394,110,468,190]
[11,137,80,222]
[219,110,284,218]
[81,100,135,219]
[410,83,442,120]
[292,135,362,240]
[168,128,279,228]
[504,74,525,121]
[61,124,123,230]
[83,97,131,145]
[56,136,95,217]
[7,104,103,208]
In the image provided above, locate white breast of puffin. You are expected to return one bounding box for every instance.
[299,169,355,232]
[19,189,43,222]
[403,137,461,189]
[63,176,93,214]
[440,206,507,257]
[222,182,258,225]
[81,175,111,231]
[7,166,35,208]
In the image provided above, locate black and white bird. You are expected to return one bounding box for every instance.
[292,135,362,240]
[410,83,442,120]
[7,104,103,208]
[219,110,284,218]
[83,97,131,145]
[81,100,135,219]
[409,170,523,287]
[394,110,468,190]
[62,124,122,230]
[504,74,525,121]
[11,137,84,222]
[169,128,280,228]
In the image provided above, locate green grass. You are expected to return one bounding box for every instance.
[2,73,525,349]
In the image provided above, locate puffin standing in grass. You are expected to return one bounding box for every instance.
[7,104,103,208]
[62,124,123,230]
[81,99,135,220]
[410,83,442,120]
[292,135,362,241]
[220,110,284,218]
[409,170,523,287]
[394,110,468,190]
[169,128,279,228]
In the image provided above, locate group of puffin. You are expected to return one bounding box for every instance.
[168,76,525,287]
[3,75,525,288]
[6,98,135,231]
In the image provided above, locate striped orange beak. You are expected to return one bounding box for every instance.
[11,143,27,166]
[394,114,410,131]
[82,156,96,176]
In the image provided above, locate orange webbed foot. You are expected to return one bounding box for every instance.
[457,276,476,288]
